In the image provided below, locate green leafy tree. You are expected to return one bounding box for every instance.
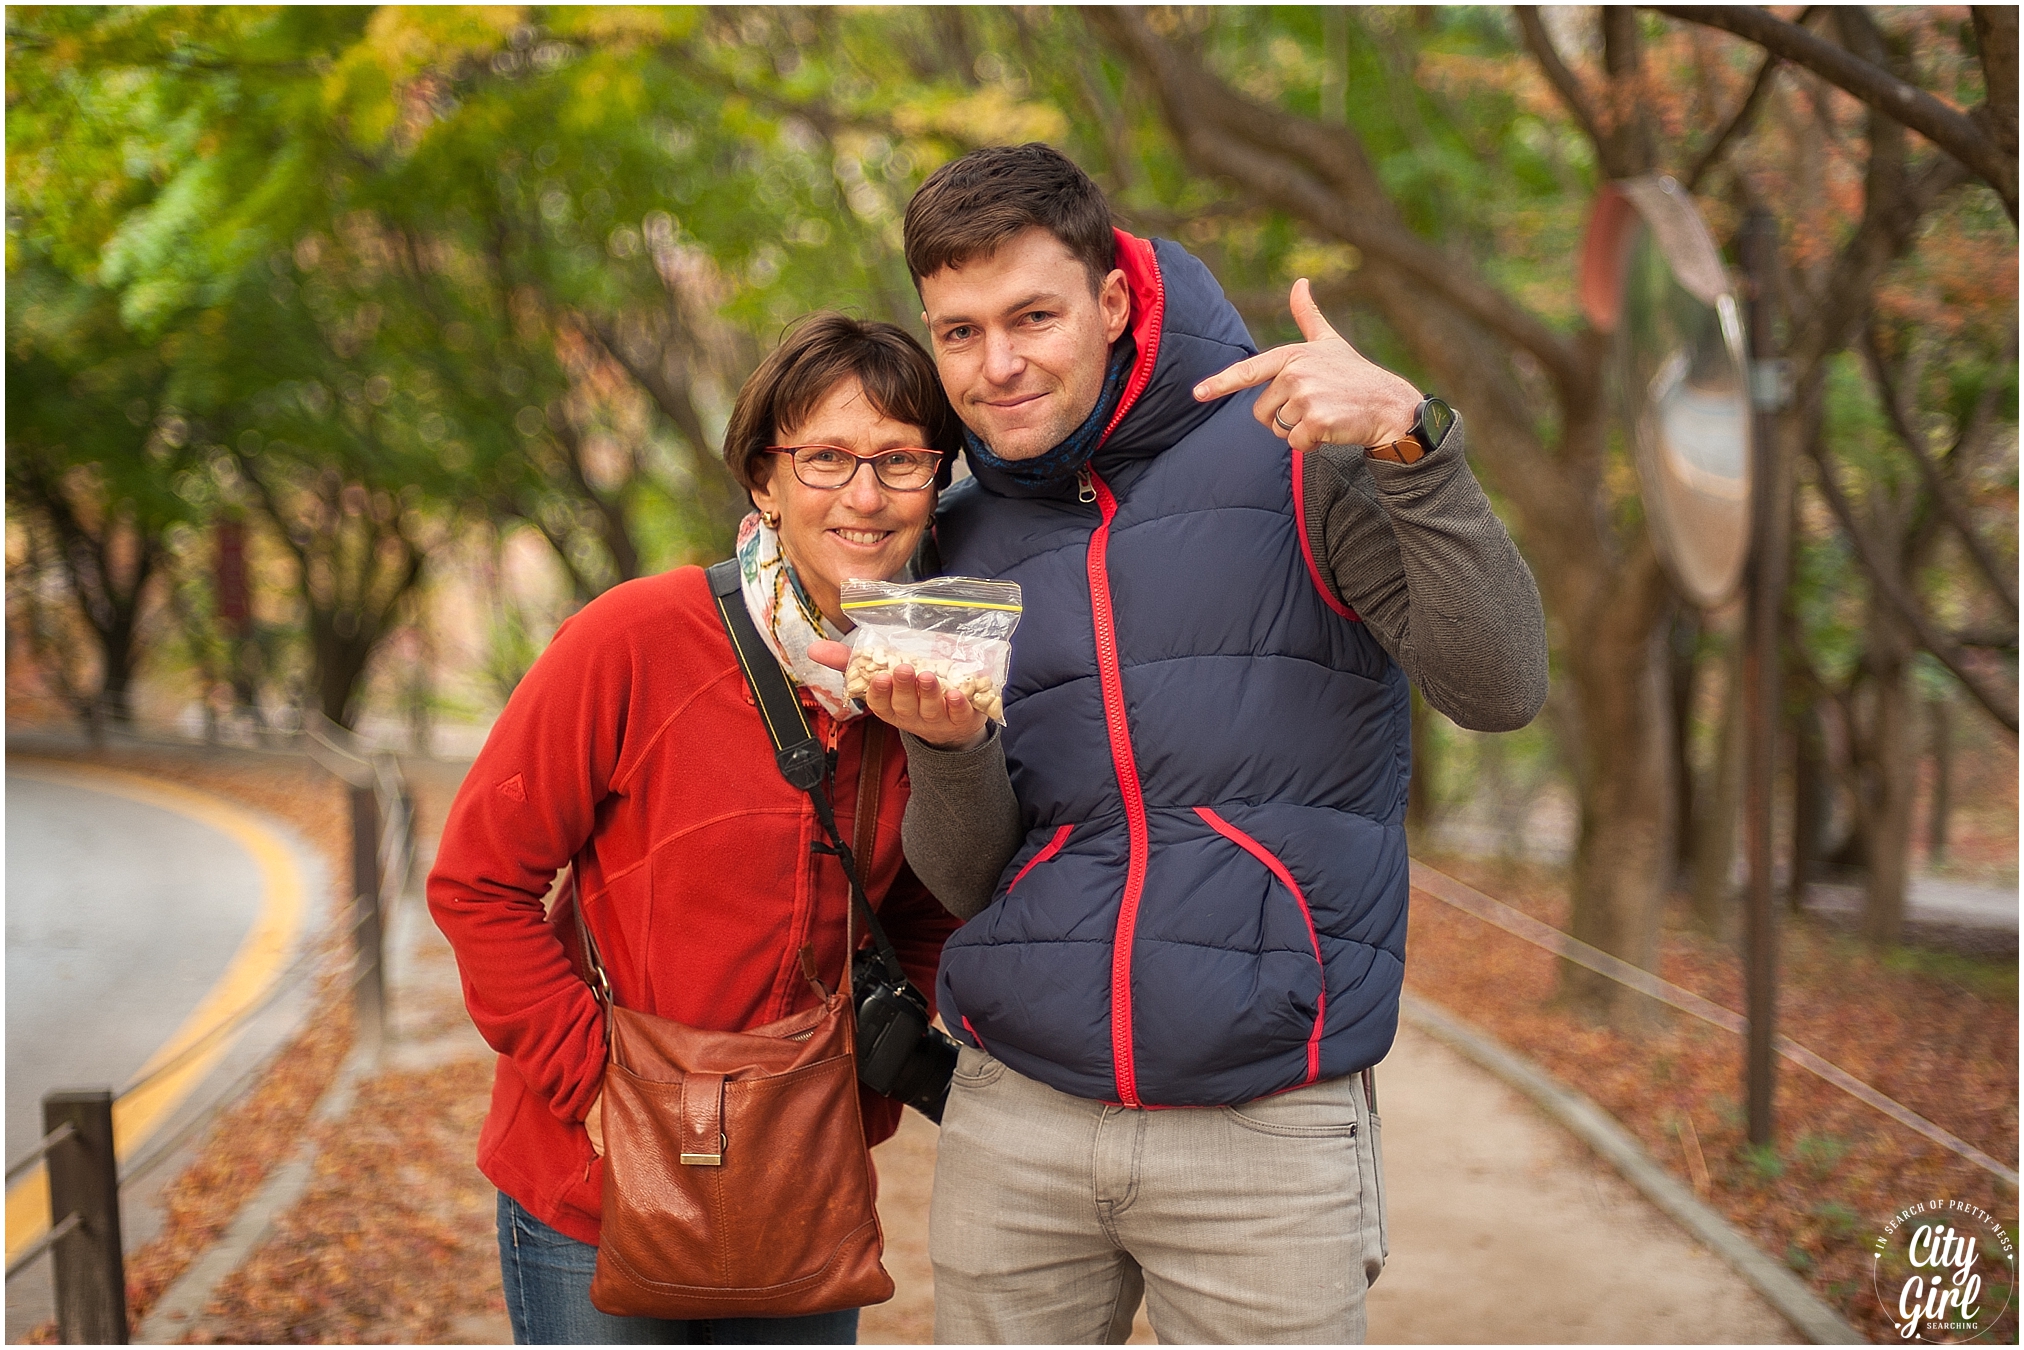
[5,257,198,727]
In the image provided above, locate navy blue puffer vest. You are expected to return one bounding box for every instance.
[932,233,1410,1108]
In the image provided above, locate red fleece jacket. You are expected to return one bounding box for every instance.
[427,565,957,1245]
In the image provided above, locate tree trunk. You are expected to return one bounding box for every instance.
[1925,696,1952,866]
[1668,606,1702,877]
[406,627,435,757]
[314,617,381,731]
[1563,592,1677,1017]
[1692,632,1747,932]
[1856,612,1918,944]
[95,552,155,726]
[1476,730,1510,857]
[17,468,162,728]
[1788,700,1829,911]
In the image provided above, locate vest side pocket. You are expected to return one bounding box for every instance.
[1193,806,1328,1087]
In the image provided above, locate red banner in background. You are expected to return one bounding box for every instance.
[215,519,249,637]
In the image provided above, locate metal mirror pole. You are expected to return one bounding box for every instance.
[1739,207,1787,1148]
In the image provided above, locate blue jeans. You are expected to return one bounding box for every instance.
[496,1193,861,1345]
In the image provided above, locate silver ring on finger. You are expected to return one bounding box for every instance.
[1273,410,1298,433]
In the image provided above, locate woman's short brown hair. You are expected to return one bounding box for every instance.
[721,312,961,496]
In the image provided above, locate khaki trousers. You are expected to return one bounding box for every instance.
[929,1047,1386,1344]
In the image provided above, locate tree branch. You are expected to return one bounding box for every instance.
[546,406,639,586]
[1086,8,1588,404]
[234,451,311,573]
[1970,8,2018,168]
[1685,46,1783,192]
[526,505,601,605]
[11,519,95,718]
[1514,9,1610,164]
[578,313,707,453]
[1805,438,2018,734]
[14,457,115,638]
[1600,7,1659,174]
[1860,325,2019,615]
[1650,4,2017,218]
[1222,277,1369,330]
[1787,155,1969,372]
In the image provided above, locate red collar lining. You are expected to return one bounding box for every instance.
[1097,230,1164,449]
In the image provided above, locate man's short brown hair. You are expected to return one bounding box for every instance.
[903,143,1116,293]
[721,312,961,496]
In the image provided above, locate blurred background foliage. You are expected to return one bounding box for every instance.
[6,6,2016,995]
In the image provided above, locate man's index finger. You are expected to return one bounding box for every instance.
[1192,346,1292,402]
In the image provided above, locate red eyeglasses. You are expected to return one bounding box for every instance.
[761,445,945,492]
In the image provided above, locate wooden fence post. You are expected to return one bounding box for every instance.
[43,1090,126,1344]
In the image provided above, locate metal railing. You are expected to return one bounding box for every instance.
[3,714,418,1343]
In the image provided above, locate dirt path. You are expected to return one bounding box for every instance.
[1364,1022,1796,1342]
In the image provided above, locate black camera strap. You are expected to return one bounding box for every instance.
[706,560,910,989]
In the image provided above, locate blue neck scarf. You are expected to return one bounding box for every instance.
[964,339,1136,491]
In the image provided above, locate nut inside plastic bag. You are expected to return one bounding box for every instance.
[840,576,1024,723]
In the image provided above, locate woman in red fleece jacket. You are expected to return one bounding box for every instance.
[428,314,977,1345]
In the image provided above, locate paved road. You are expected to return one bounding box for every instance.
[5,761,328,1341]
[6,774,271,1152]
[1805,877,2019,929]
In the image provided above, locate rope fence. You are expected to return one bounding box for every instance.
[2,1125,76,1191]
[1409,860,2018,1187]
[4,1214,81,1281]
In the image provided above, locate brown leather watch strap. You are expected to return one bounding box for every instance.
[1365,436,1427,465]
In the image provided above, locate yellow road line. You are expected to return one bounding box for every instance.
[4,760,309,1269]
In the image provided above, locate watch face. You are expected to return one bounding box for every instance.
[1416,397,1456,453]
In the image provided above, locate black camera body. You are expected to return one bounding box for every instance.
[852,948,959,1122]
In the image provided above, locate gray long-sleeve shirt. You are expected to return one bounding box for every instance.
[900,416,1547,921]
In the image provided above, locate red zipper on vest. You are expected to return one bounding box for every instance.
[1082,466,1151,1108]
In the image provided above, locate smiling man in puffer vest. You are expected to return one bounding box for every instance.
[871,144,1549,1343]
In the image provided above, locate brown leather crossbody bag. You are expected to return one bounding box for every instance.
[575,566,906,1321]
[581,930,891,1320]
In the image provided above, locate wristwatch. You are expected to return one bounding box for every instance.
[1365,396,1455,465]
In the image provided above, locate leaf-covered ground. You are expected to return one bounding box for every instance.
[1407,851,2018,1343]
[183,1057,504,1344]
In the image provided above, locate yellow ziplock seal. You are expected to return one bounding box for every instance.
[840,597,1023,612]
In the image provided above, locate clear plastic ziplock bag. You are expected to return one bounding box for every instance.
[840,577,1024,723]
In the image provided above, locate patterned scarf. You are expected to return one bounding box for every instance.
[963,338,1136,491]
[733,512,862,723]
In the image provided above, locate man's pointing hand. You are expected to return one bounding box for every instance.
[1192,278,1422,454]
